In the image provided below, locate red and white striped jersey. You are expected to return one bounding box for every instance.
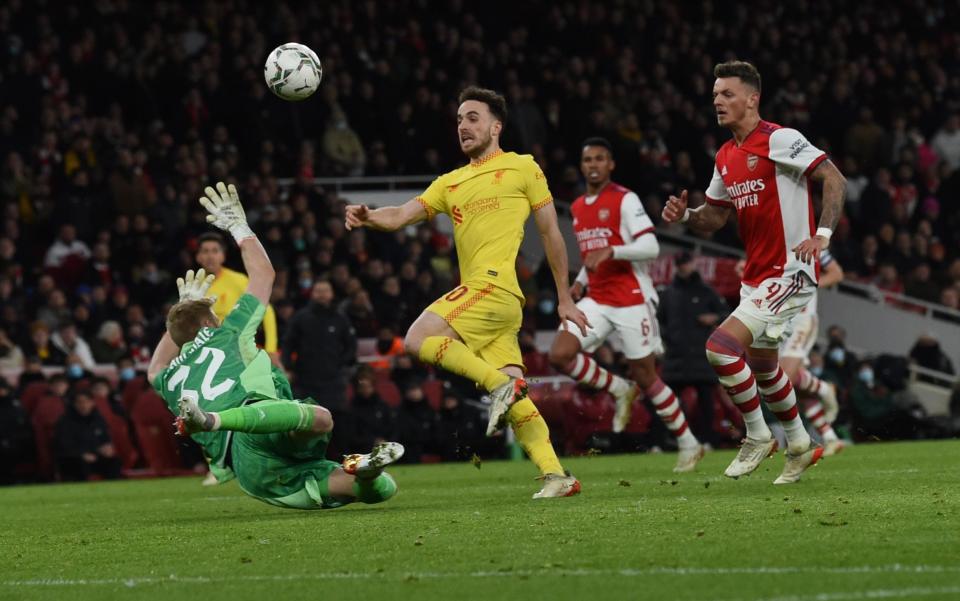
[706,120,827,286]
[571,182,657,307]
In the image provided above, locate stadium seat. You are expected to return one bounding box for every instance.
[422,379,443,410]
[30,396,65,481]
[95,397,139,470]
[21,381,50,416]
[375,379,402,408]
[131,390,183,474]
[120,376,148,414]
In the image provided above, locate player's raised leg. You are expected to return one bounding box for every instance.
[406,310,513,394]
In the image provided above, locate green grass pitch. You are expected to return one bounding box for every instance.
[2,440,958,601]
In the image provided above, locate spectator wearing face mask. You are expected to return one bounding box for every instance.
[849,359,936,440]
[823,325,859,386]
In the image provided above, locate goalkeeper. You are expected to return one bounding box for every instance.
[147,182,402,510]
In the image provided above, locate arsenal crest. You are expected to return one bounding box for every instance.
[747,154,759,171]
[598,208,610,221]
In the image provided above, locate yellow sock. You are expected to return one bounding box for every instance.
[508,397,564,476]
[418,336,510,392]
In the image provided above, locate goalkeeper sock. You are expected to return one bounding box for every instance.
[508,397,565,476]
[418,336,510,392]
[212,401,315,433]
[352,473,398,504]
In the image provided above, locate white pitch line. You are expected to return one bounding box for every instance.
[3,564,960,587]
[721,585,960,601]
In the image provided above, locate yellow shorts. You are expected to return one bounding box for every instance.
[426,281,524,370]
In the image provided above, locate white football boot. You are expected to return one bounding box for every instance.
[723,437,779,478]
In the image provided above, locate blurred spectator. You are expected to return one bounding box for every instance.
[397,379,439,463]
[437,385,487,461]
[0,328,25,371]
[0,379,33,484]
[90,321,127,365]
[345,370,395,451]
[658,252,730,445]
[368,325,404,372]
[50,321,96,370]
[43,224,90,269]
[823,325,858,386]
[322,108,366,176]
[23,322,66,366]
[54,389,121,482]
[931,114,960,171]
[908,334,955,377]
[282,280,356,415]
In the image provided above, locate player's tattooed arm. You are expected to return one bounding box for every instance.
[687,203,732,232]
[809,159,846,231]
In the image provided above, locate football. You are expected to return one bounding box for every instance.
[263,43,323,101]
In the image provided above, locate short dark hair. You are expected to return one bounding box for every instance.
[458,86,508,123]
[197,232,227,252]
[714,60,761,93]
[582,136,613,156]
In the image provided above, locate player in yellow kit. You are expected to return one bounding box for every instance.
[196,232,279,358]
[345,87,589,499]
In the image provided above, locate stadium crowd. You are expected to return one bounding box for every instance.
[1,0,959,482]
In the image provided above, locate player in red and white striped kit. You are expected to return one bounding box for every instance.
[662,61,846,484]
[550,138,705,473]
[780,249,845,456]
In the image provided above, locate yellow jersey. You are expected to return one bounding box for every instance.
[208,267,279,353]
[416,150,552,299]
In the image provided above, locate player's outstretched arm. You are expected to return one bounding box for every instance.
[147,268,217,385]
[533,203,590,336]
[344,198,427,231]
[199,182,275,305]
[662,189,731,232]
[793,159,847,264]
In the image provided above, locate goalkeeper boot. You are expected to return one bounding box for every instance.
[485,377,529,436]
[175,392,213,435]
[342,442,405,478]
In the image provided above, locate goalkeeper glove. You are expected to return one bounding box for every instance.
[199,181,255,242]
[177,268,216,303]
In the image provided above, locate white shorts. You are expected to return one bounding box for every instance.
[731,273,815,349]
[561,296,663,360]
[780,305,819,360]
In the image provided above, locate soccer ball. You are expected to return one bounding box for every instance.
[263,43,323,101]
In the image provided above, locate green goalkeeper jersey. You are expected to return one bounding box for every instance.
[153,293,288,468]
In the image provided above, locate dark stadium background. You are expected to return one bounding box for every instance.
[0,0,958,483]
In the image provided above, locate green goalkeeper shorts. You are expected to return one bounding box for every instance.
[229,414,344,510]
